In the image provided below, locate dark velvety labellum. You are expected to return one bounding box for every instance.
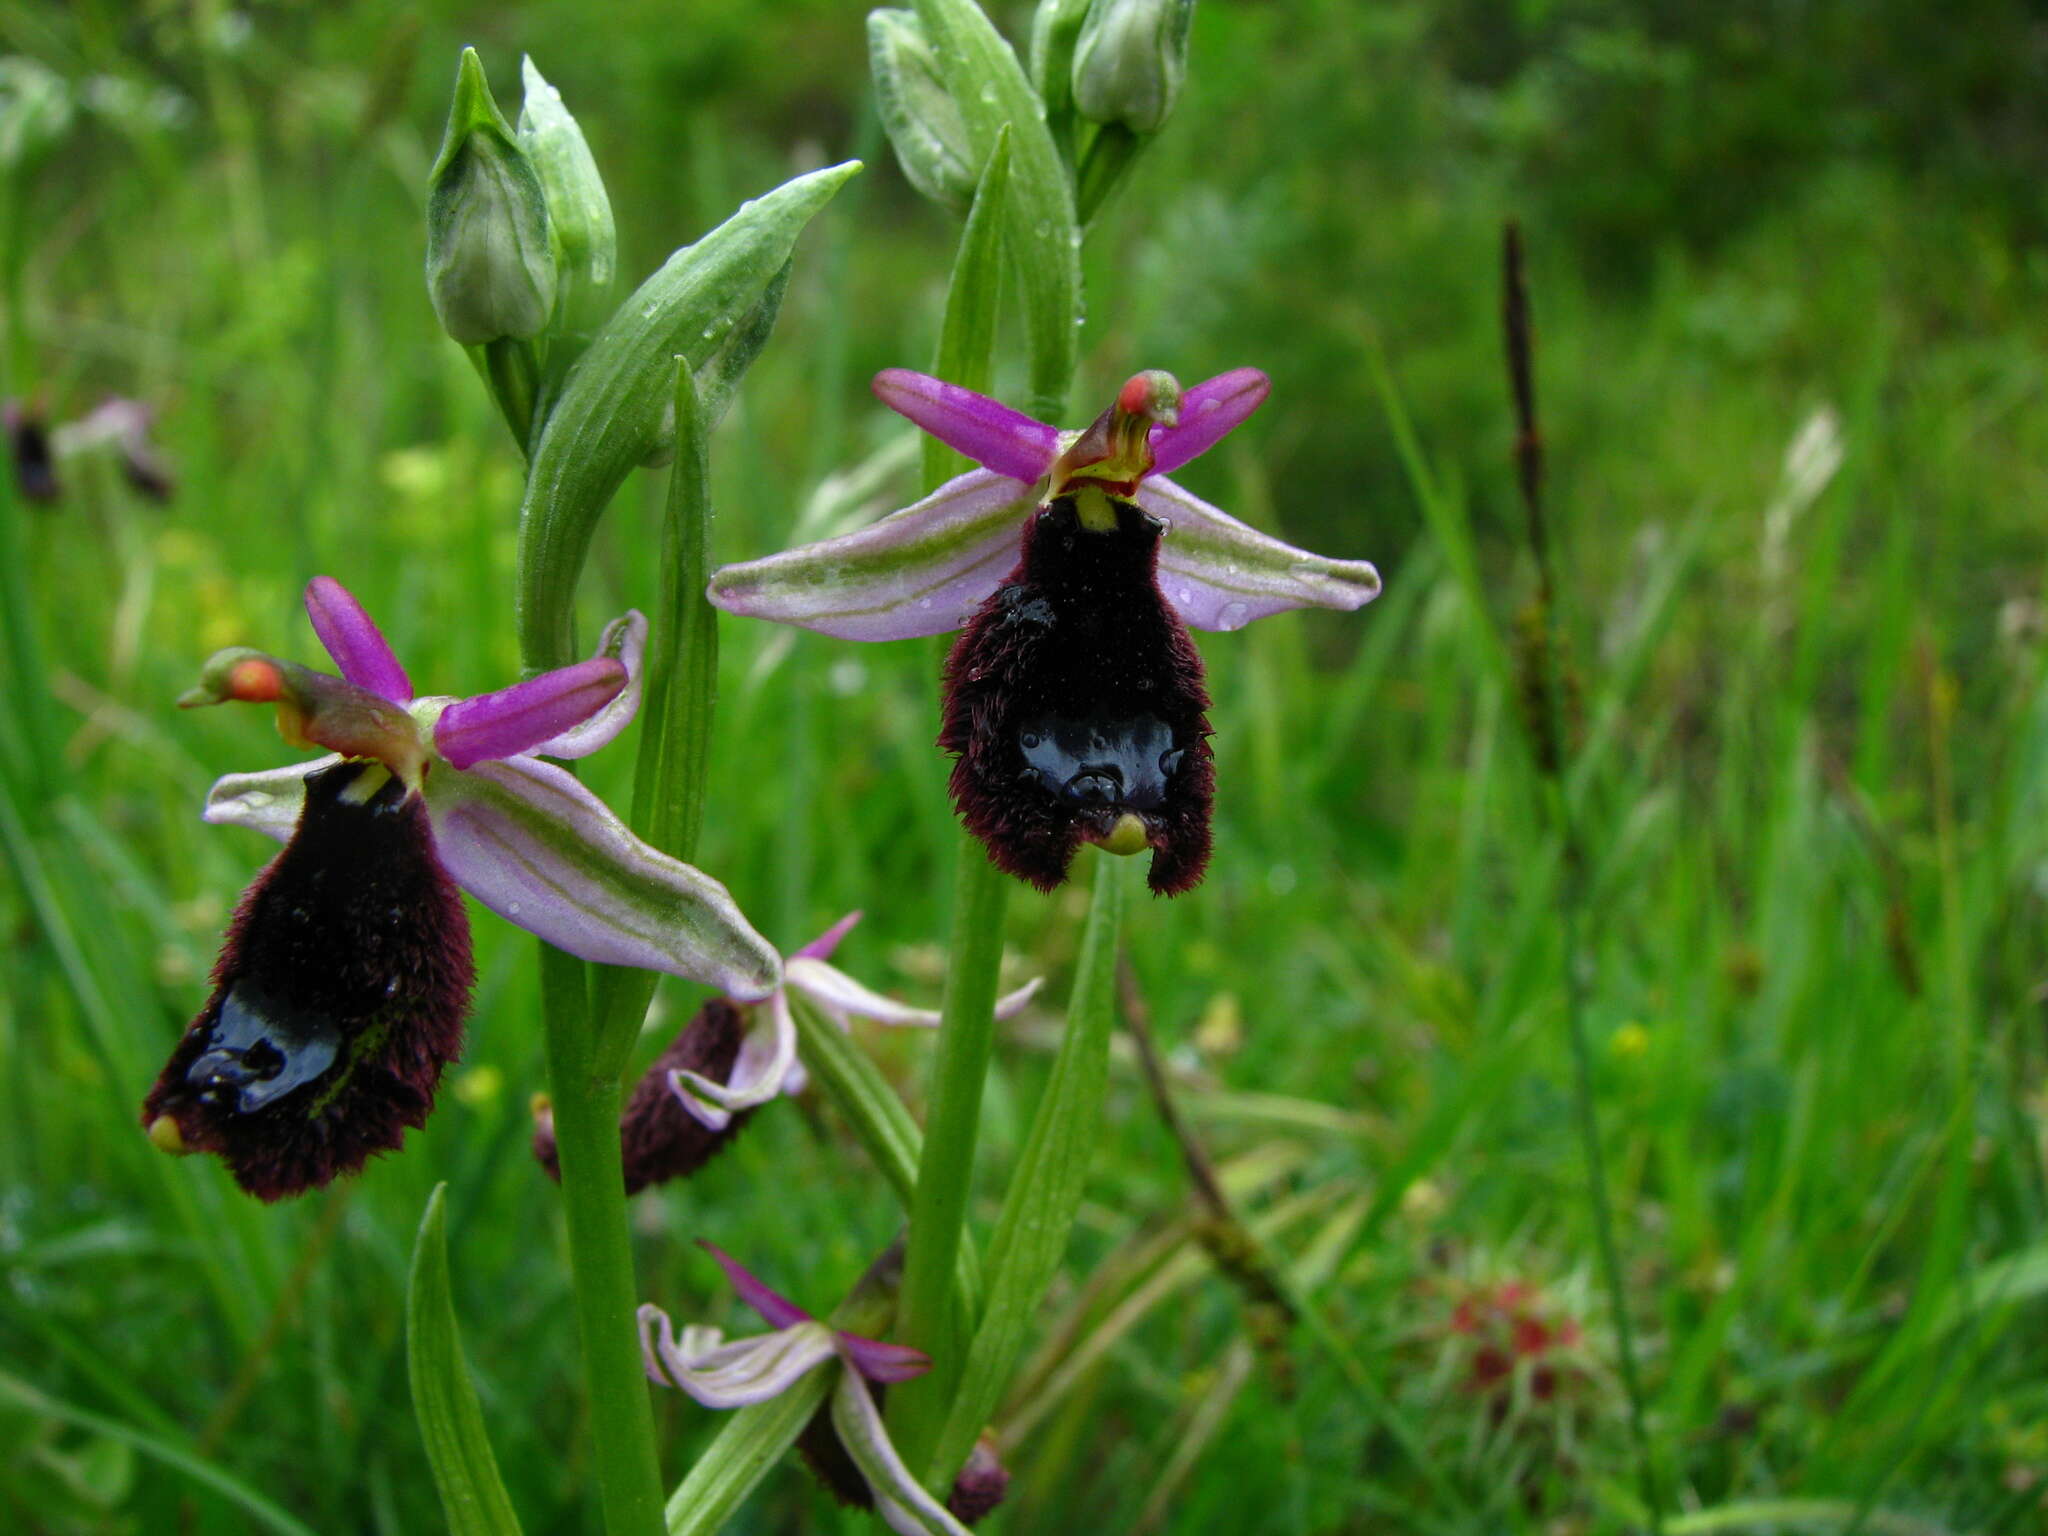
[8,408,58,503]
[141,759,474,1200]
[532,998,752,1194]
[940,492,1214,895]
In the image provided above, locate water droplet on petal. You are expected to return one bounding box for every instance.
[1218,601,1250,631]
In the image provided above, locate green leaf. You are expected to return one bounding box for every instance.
[927,849,1129,1488]
[516,160,860,670]
[911,0,1080,419]
[406,1185,523,1536]
[591,356,718,1052]
[0,1370,318,1536]
[662,1366,831,1536]
[785,991,983,1315]
[924,127,1012,493]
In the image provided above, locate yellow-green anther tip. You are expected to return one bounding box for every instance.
[1098,813,1150,856]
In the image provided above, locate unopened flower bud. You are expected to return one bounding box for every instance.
[1072,0,1193,135]
[424,49,556,345]
[517,58,615,332]
[867,9,978,214]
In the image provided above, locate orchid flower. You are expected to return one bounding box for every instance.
[709,368,1380,895]
[667,909,1042,1131]
[142,576,779,1200]
[533,912,1038,1193]
[640,1243,1006,1533]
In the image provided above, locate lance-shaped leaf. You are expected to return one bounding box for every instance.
[517,57,616,344]
[928,851,1129,1488]
[870,9,979,214]
[911,0,1079,416]
[517,160,860,669]
[407,1186,524,1536]
[663,1369,833,1536]
[925,128,1012,491]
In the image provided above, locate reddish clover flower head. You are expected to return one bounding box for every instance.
[710,367,1380,896]
[639,1243,1004,1532]
[1430,1266,1611,1494]
[144,576,780,1200]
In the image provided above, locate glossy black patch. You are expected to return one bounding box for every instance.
[940,493,1214,895]
[6,403,58,503]
[532,999,752,1194]
[141,759,474,1200]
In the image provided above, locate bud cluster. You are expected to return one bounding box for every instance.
[869,0,1196,224]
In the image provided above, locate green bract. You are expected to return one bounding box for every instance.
[909,0,1080,419]
[869,10,979,214]
[425,50,556,346]
[517,57,616,340]
[515,160,860,670]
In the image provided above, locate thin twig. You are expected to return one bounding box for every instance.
[1117,953,1231,1219]
[1502,220,1664,1532]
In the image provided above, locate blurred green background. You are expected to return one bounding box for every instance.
[4,0,2048,1530]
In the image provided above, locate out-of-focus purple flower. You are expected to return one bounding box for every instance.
[143,576,779,1200]
[8,395,177,504]
[56,397,175,501]
[4,399,59,503]
[710,368,1380,896]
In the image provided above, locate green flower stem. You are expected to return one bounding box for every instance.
[927,848,1130,1491]
[785,991,983,1312]
[591,359,717,1061]
[887,835,1011,1473]
[536,942,667,1536]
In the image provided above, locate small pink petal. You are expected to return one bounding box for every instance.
[873,369,1060,483]
[836,1332,931,1384]
[699,1240,811,1330]
[433,658,626,769]
[532,611,648,760]
[1148,368,1270,475]
[304,576,412,704]
[794,910,863,961]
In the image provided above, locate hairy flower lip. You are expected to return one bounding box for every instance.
[707,367,1380,642]
[194,577,781,999]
